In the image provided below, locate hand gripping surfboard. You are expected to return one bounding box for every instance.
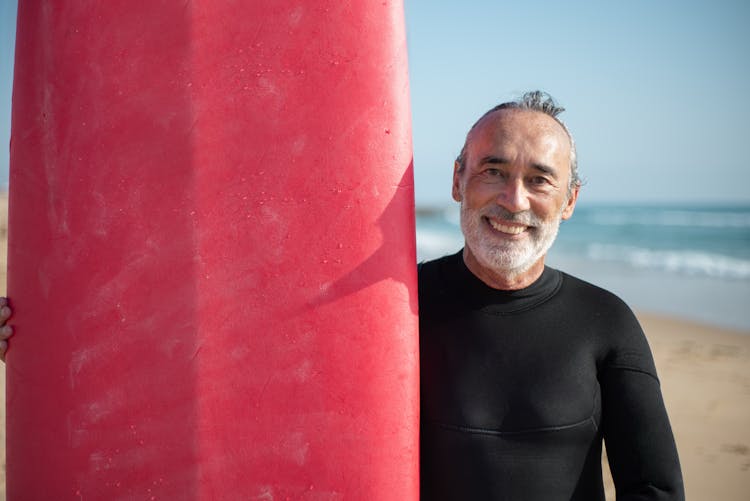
[7,1,418,499]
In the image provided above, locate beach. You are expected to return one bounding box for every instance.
[0,195,748,499]
[630,314,750,499]
[598,313,750,499]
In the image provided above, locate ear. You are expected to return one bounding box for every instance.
[561,184,580,220]
[452,160,463,202]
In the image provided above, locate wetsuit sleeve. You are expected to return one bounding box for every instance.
[599,317,685,500]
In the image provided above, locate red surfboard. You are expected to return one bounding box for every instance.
[7,1,418,499]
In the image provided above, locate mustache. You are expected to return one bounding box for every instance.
[482,207,542,227]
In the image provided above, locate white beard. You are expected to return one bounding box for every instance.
[460,202,564,279]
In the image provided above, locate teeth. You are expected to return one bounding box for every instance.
[489,219,526,235]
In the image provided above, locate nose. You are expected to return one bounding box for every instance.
[496,178,531,213]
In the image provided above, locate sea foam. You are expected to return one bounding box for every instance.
[586,244,750,280]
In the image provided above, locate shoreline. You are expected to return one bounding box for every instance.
[416,203,750,333]
[549,253,750,333]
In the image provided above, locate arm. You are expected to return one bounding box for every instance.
[0,297,13,361]
[600,346,685,500]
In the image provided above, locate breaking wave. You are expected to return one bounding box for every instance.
[586,244,750,280]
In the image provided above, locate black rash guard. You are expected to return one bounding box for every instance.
[419,251,684,501]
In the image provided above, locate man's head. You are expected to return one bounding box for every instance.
[456,91,580,197]
[452,91,580,289]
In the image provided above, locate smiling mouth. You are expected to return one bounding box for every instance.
[486,217,529,235]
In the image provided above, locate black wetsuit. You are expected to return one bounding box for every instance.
[419,251,684,500]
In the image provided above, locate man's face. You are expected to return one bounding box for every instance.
[452,109,579,286]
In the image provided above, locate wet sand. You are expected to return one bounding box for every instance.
[624,314,750,499]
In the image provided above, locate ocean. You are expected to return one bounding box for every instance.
[416,204,750,332]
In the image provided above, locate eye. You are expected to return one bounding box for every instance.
[530,176,550,186]
[480,168,506,184]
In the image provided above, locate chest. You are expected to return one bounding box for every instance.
[420,311,603,433]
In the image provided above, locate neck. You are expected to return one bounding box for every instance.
[462,247,546,290]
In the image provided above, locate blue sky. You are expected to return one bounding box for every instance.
[2,0,749,205]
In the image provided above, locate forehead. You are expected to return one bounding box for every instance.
[466,109,571,164]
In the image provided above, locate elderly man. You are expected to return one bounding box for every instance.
[418,91,684,500]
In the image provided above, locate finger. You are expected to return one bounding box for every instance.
[0,340,7,362]
[0,297,6,308]
[0,306,11,321]
[0,325,12,340]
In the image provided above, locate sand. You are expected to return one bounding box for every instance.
[0,191,747,499]
[630,314,750,499]
[598,313,750,499]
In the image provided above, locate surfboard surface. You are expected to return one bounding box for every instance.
[7,1,418,499]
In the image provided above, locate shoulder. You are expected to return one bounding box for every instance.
[418,252,460,287]
[418,252,458,273]
[555,270,636,318]
[555,270,658,375]
[417,251,464,314]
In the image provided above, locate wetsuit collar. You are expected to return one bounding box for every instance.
[442,250,562,315]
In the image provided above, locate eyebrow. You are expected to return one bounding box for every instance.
[531,163,558,178]
[479,156,509,166]
[479,156,559,179]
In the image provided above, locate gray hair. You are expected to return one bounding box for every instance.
[455,90,581,196]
